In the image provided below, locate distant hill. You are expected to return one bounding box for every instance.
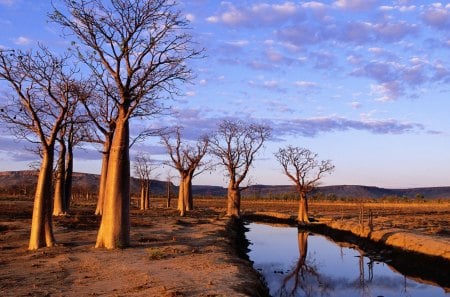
[0,170,170,197]
[1,170,450,200]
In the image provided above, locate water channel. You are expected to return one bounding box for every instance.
[246,222,449,297]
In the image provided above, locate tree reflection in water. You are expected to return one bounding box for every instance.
[277,230,332,297]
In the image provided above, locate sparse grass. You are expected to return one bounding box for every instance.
[146,247,165,260]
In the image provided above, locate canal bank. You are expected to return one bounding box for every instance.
[242,211,450,292]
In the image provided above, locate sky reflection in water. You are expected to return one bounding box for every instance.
[246,223,448,297]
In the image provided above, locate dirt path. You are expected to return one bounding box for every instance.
[0,201,267,297]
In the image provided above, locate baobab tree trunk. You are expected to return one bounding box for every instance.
[227,183,241,217]
[95,117,130,249]
[140,180,150,210]
[64,141,73,212]
[297,192,310,224]
[95,138,111,215]
[53,141,66,216]
[185,174,193,211]
[29,148,56,250]
[144,180,150,209]
[177,177,188,216]
[166,178,171,208]
[140,183,146,210]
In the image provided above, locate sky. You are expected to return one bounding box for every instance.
[1,0,450,188]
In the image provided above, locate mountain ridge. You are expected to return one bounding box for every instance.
[1,170,449,199]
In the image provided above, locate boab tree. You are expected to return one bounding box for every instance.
[51,0,201,249]
[275,146,334,224]
[210,120,271,217]
[134,152,155,210]
[161,127,209,216]
[0,47,82,249]
[79,83,119,216]
[53,100,90,216]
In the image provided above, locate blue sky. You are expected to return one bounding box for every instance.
[1,0,450,188]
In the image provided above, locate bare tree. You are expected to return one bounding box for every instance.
[53,115,88,216]
[209,120,271,217]
[275,146,334,223]
[51,0,202,248]
[161,127,209,216]
[0,46,82,249]
[133,152,155,210]
[78,83,119,216]
[165,171,175,208]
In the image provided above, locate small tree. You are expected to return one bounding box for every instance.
[210,120,271,217]
[0,46,82,249]
[161,127,209,216]
[133,152,155,210]
[275,146,334,223]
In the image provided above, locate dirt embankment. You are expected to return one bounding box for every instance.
[0,199,268,297]
[242,200,450,261]
[244,205,450,290]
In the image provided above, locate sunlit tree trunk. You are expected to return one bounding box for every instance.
[185,174,193,211]
[140,180,150,210]
[177,176,188,216]
[227,182,241,217]
[298,192,310,223]
[144,180,150,209]
[53,140,66,216]
[29,147,56,250]
[95,137,111,215]
[95,116,130,249]
[140,183,145,210]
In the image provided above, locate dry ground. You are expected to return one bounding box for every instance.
[1,196,449,296]
[0,198,266,297]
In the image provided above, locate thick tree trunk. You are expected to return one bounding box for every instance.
[64,140,73,212]
[139,180,149,210]
[297,192,310,223]
[166,179,171,208]
[227,183,241,217]
[95,138,111,215]
[95,118,130,249]
[177,177,188,216]
[140,183,145,210]
[185,174,193,211]
[29,148,56,250]
[53,141,66,216]
[144,180,150,209]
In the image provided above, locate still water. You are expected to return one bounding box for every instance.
[246,222,449,297]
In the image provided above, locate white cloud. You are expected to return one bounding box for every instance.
[371,82,402,102]
[206,16,218,23]
[333,0,377,11]
[350,101,362,109]
[226,40,249,47]
[294,81,317,88]
[206,1,303,27]
[185,13,196,22]
[0,0,17,6]
[263,80,279,88]
[302,1,327,10]
[185,91,196,97]
[13,36,31,45]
